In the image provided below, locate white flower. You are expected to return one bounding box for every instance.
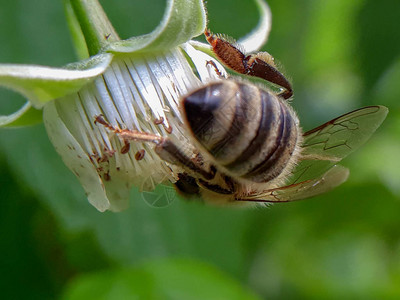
[0,0,272,211]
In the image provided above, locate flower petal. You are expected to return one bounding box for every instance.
[43,48,210,211]
[237,0,272,53]
[0,53,112,109]
[0,102,42,127]
[44,100,118,212]
[106,0,207,53]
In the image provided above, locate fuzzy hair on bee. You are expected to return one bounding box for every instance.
[177,79,303,205]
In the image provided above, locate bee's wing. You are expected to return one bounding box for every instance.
[140,175,177,208]
[141,184,177,207]
[239,165,349,203]
[287,105,388,184]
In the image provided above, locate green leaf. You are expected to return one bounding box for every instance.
[106,0,207,54]
[0,102,42,127]
[62,259,261,300]
[0,53,112,108]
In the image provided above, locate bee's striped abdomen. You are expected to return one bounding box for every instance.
[182,80,300,184]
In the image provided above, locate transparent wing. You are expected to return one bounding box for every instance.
[141,184,177,208]
[287,105,388,184]
[140,175,177,208]
[239,165,349,203]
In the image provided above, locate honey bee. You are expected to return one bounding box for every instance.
[95,78,387,205]
[94,27,387,206]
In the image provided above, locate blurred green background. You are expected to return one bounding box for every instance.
[1,0,400,299]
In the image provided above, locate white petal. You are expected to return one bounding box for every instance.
[45,48,221,210]
[43,100,113,212]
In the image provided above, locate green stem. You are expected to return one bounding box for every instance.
[69,0,119,56]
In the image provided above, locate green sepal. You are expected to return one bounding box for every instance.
[0,102,42,128]
[106,0,207,54]
[190,0,271,54]
[0,53,112,109]
[237,0,272,52]
[67,0,120,56]
[64,0,90,60]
